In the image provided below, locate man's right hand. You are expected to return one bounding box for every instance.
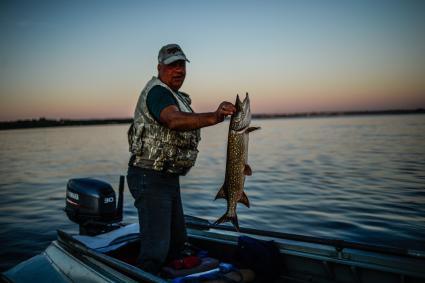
[215,102,236,123]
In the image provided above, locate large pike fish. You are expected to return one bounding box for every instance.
[214,93,260,231]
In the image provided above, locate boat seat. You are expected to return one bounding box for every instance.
[72,223,140,253]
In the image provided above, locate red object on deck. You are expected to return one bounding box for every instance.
[168,256,201,270]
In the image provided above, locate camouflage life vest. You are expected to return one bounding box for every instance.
[128,76,201,175]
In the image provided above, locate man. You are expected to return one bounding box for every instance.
[127,44,235,273]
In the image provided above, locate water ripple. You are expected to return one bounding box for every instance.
[1,116,425,271]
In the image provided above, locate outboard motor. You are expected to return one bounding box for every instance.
[65,176,124,235]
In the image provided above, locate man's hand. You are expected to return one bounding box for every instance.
[215,102,236,123]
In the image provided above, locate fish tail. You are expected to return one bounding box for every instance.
[214,210,240,232]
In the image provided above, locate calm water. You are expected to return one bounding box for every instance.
[1,115,425,271]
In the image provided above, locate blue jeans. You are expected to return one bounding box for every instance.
[127,166,187,273]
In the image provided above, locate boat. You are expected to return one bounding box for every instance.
[2,177,425,283]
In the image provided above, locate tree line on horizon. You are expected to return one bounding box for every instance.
[1,109,424,130]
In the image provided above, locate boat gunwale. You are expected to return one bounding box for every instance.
[184,215,425,259]
[56,230,166,283]
[55,218,425,282]
[188,227,425,280]
[46,242,127,283]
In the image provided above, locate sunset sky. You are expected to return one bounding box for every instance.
[1,0,424,121]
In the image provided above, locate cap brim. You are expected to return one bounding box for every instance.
[163,55,190,65]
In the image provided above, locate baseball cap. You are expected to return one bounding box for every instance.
[158,44,190,65]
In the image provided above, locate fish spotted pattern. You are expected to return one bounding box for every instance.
[214,93,260,231]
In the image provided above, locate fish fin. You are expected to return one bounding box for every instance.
[214,212,240,232]
[244,164,252,176]
[232,215,240,232]
[246,126,261,133]
[238,191,250,208]
[214,185,227,200]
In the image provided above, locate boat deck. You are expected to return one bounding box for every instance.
[4,218,425,283]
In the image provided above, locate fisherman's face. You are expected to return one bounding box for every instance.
[158,60,186,91]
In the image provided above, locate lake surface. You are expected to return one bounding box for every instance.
[1,115,425,271]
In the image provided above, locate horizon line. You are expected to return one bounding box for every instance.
[1,108,424,131]
[1,107,425,123]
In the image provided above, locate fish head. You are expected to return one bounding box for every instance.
[230,93,251,131]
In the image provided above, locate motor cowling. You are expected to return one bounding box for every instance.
[65,177,124,235]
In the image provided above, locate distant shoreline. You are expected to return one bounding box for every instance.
[1,109,424,130]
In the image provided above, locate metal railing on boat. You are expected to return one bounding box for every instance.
[184,215,425,259]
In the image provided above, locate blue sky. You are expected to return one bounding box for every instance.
[1,0,424,120]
